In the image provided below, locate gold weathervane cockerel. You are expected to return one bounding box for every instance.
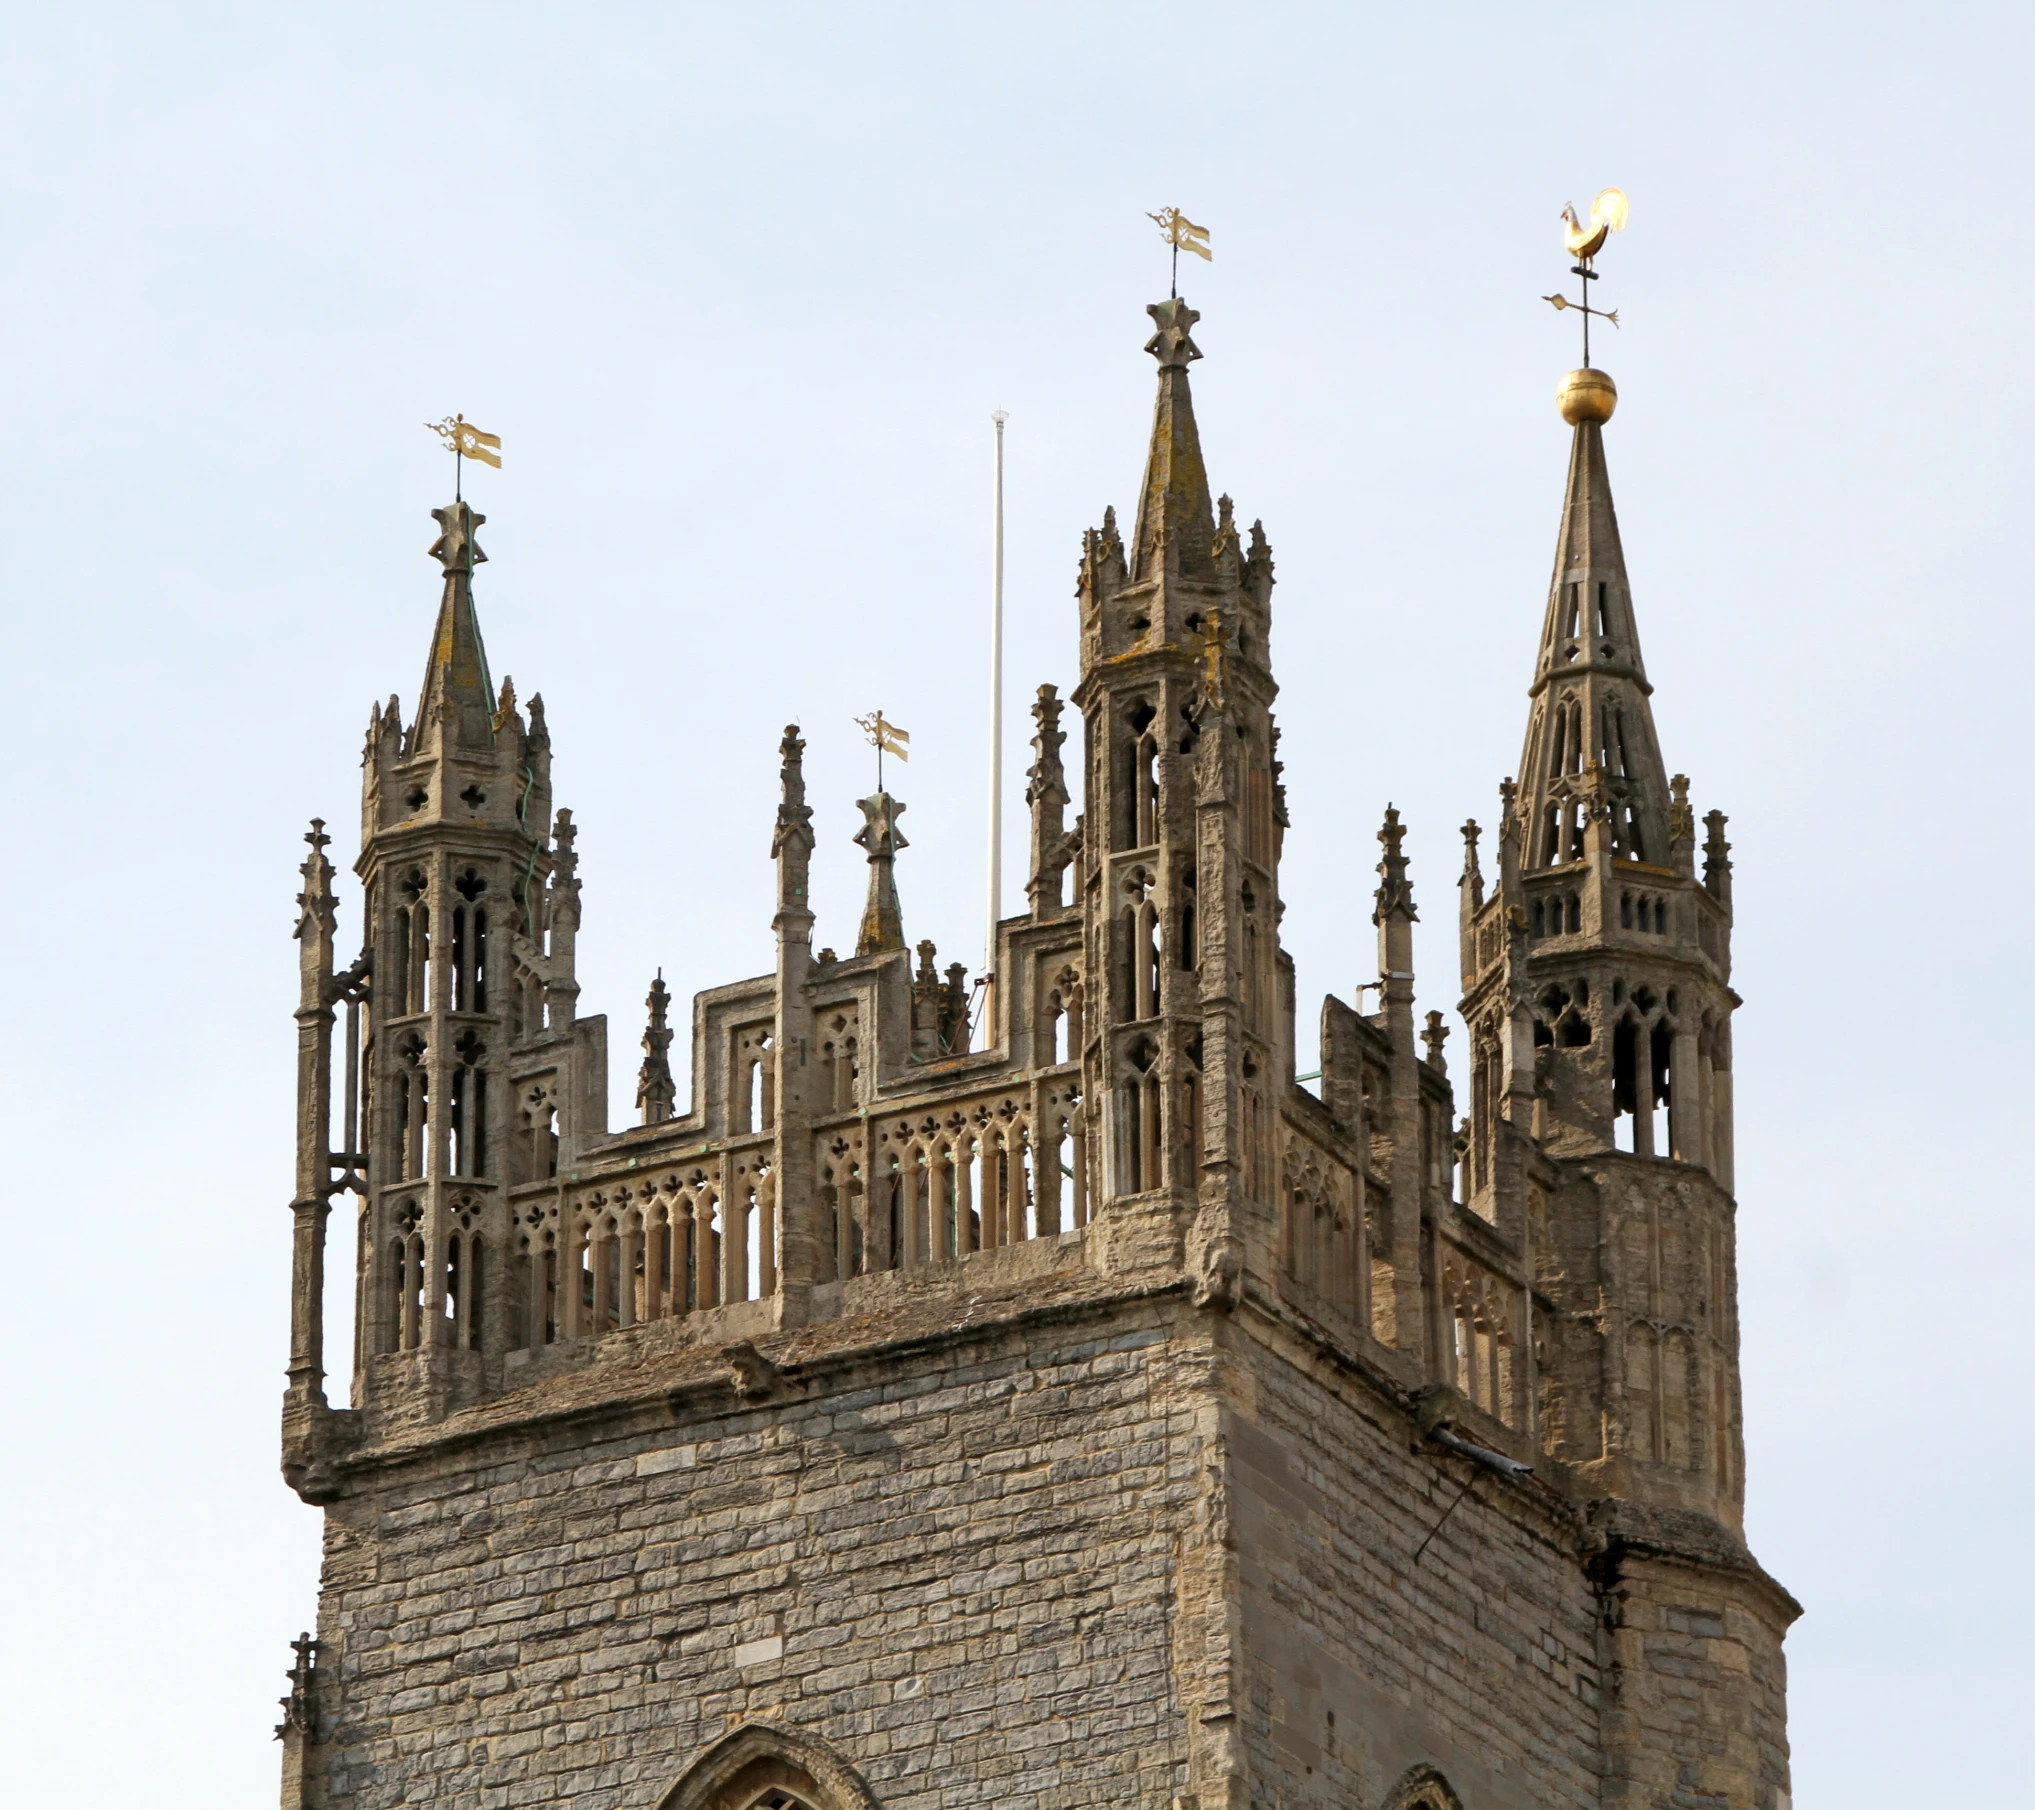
[1560,189,1629,267]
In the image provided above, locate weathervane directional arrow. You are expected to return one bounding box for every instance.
[1542,293,1619,329]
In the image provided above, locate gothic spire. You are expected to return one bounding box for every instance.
[415,500,497,755]
[1513,418,1674,870]
[853,790,908,956]
[1131,297,1216,583]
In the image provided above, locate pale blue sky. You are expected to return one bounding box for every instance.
[0,5,2026,1804]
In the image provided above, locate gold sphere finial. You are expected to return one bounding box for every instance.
[1557,367,1617,425]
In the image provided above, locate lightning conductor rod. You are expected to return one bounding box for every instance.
[985,409,1009,1026]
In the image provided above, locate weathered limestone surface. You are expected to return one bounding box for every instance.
[279,300,1797,1809]
[318,1301,1195,1808]
[305,1294,1613,1810]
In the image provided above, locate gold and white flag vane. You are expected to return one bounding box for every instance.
[855,710,910,791]
[1147,206,1211,261]
[1148,206,1211,261]
[854,711,910,762]
[427,414,503,469]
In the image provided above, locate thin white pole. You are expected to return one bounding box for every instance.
[985,410,1008,1022]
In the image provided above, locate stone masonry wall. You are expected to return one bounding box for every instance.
[306,1287,1657,1810]
[1226,1318,1605,1810]
[312,1299,1204,1810]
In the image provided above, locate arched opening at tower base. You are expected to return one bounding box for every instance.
[656,1724,886,1810]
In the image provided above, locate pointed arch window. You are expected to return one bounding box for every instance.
[652,1721,887,1810]
[1384,1763,1466,1810]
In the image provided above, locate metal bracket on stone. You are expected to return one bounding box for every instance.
[1410,1385,1536,1564]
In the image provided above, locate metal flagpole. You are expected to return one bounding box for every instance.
[985,410,1008,1027]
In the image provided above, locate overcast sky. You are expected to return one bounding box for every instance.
[0,5,2026,1805]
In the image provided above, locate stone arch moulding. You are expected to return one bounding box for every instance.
[655,1722,886,1810]
[1382,1761,1465,1810]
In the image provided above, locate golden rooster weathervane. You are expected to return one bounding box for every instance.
[1542,188,1628,370]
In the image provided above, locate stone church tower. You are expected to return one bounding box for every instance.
[279,306,1796,1810]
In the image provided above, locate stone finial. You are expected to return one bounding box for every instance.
[295,818,337,943]
[1423,1011,1450,1076]
[853,791,908,956]
[910,940,946,1062]
[426,499,488,570]
[1703,808,1733,905]
[275,1632,322,1741]
[1132,298,1216,583]
[942,962,972,1056]
[1081,505,1128,604]
[1144,296,1203,368]
[637,973,676,1124]
[1669,773,1697,873]
[1025,685,1067,805]
[415,498,498,752]
[772,723,815,858]
[1245,517,1274,596]
[1374,806,1418,924]
[1212,494,1240,576]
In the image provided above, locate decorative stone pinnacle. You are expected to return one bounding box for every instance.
[1375,806,1418,923]
[427,499,487,570]
[773,723,815,859]
[1144,297,1202,369]
[1459,820,1483,883]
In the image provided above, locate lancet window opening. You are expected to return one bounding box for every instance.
[1600,704,1628,778]
[1244,735,1276,870]
[1120,1040,1162,1193]
[1624,1320,1697,1468]
[1469,1022,1502,1199]
[382,1198,425,1354]
[449,1030,488,1178]
[1541,798,1585,867]
[820,1018,860,1114]
[1445,1261,1516,1426]
[1529,890,1585,937]
[1281,1138,1367,1324]
[1242,885,1263,1031]
[443,1219,485,1352]
[1046,983,1070,1066]
[732,1025,776,1134]
[395,1035,429,1180]
[1116,699,1160,851]
[1178,1038,1203,1187]
[1241,1070,1266,1202]
[1610,985,1682,1156]
[516,1083,558,1184]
